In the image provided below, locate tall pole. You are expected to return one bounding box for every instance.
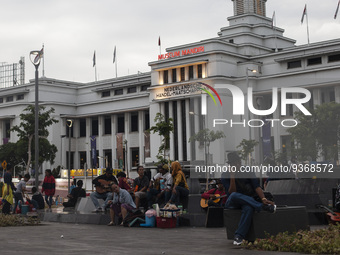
[34,65,39,190]
[68,125,71,193]
[66,119,73,193]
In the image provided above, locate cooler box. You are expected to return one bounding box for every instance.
[156,216,177,228]
[21,205,29,215]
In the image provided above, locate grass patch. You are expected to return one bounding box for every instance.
[244,224,340,254]
[0,214,40,227]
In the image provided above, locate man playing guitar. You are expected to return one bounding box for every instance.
[200,179,227,209]
[90,168,117,212]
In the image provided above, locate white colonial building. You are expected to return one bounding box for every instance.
[1,0,339,178]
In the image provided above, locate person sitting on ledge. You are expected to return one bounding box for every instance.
[146,164,173,209]
[63,180,86,208]
[167,161,189,207]
[221,152,276,246]
[107,184,136,226]
[90,168,117,212]
[201,179,226,209]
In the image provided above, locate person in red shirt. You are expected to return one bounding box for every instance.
[201,179,226,208]
[116,171,132,192]
[41,169,55,210]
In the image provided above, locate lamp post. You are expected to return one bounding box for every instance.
[60,135,66,169]
[246,68,257,166]
[30,50,42,190]
[66,119,73,193]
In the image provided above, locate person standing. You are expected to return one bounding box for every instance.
[1,163,16,215]
[41,169,56,210]
[13,173,30,214]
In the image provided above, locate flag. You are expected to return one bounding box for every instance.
[93,51,96,67]
[271,11,275,28]
[158,36,161,46]
[33,46,44,64]
[40,46,44,58]
[113,46,116,63]
[335,0,340,19]
[301,4,307,24]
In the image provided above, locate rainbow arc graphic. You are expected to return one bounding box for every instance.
[197,82,222,115]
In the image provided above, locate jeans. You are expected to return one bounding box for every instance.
[224,192,263,239]
[90,192,111,209]
[146,189,171,207]
[169,186,189,206]
[13,193,24,213]
[45,195,53,208]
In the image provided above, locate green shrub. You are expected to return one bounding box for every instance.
[244,224,340,254]
[0,214,40,227]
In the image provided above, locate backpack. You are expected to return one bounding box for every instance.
[122,209,145,227]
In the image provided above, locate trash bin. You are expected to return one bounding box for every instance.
[21,205,29,215]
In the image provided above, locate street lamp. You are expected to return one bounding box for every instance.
[66,119,73,193]
[30,50,43,190]
[246,68,257,166]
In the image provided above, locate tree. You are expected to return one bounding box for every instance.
[288,102,340,162]
[237,139,259,165]
[0,142,22,167]
[189,128,225,190]
[149,113,174,165]
[10,105,59,173]
[189,129,226,162]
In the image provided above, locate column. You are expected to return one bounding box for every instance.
[185,99,191,161]
[138,111,144,165]
[169,101,175,160]
[112,114,117,168]
[177,101,183,161]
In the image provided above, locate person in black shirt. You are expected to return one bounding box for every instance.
[133,166,149,209]
[90,168,117,212]
[63,180,86,208]
[221,152,276,246]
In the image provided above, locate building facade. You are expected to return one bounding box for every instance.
[1,0,340,178]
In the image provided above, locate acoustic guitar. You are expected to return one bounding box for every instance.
[200,194,228,209]
[317,205,340,223]
[96,179,115,194]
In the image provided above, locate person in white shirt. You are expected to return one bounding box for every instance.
[146,164,173,209]
[13,173,30,214]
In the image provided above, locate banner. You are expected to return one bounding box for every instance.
[144,131,150,158]
[90,136,97,168]
[262,120,272,160]
[116,133,124,169]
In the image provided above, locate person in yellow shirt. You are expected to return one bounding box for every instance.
[167,161,189,206]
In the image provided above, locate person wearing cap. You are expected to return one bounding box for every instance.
[146,164,173,209]
[221,152,276,246]
[200,179,226,208]
[90,168,117,212]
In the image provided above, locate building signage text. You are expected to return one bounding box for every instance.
[158,46,205,60]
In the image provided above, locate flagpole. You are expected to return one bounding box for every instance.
[115,57,117,78]
[306,10,310,45]
[272,11,278,52]
[42,44,45,77]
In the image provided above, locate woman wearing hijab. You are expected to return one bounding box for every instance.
[168,161,189,206]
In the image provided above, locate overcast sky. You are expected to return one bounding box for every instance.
[2,0,340,84]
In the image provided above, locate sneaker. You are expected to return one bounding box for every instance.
[107,221,115,226]
[233,235,243,246]
[262,204,277,213]
[92,208,103,213]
